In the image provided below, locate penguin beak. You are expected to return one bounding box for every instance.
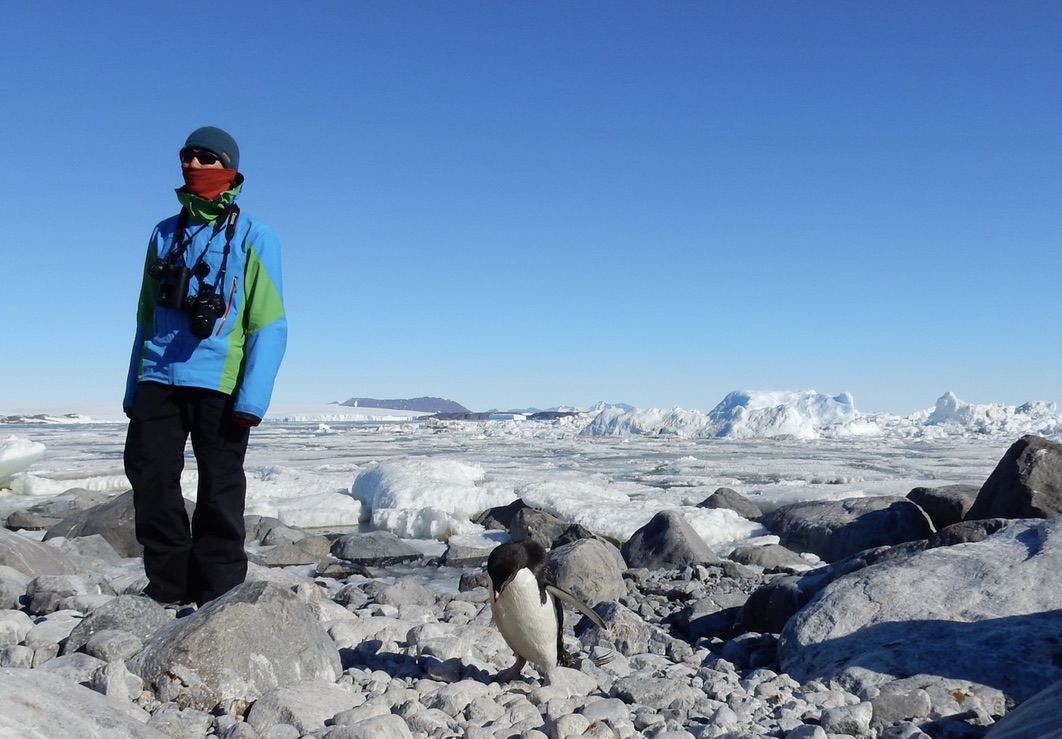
[492,573,516,602]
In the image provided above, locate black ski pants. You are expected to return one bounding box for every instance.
[124,381,250,606]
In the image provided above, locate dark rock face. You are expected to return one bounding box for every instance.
[510,507,569,550]
[760,496,935,563]
[621,510,720,570]
[697,487,763,520]
[42,490,194,559]
[474,499,530,531]
[967,435,1062,520]
[330,530,422,566]
[907,484,980,529]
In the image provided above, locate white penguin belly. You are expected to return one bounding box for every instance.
[491,568,559,671]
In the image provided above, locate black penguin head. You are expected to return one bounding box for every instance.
[487,539,549,599]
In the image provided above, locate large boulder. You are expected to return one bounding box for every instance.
[967,435,1062,520]
[621,509,720,570]
[779,518,1062,714]
[128,580,341,711]
[760,496,934,563]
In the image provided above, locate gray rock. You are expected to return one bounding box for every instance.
[576,601,688,661]
[0,526,80,577]
[609,674,700,711]
[728,543,808,570]
[325,713,413,739]
[257,535,333,567]
[0,644,33,668]
[0,564,32,610]
[670,588,752,642]
[0,666,166,737]
[550,538,627,605]
[330,531,423,565]
[967,434,1062,520]
[43,489,177,558]
[64,593,174,655]
[35,651,107,686]
[440,539,495,567]
[261,524,308,546]
[698,487,763,520]
[510,507,569,550]
[219,723,261,739]
[906,485,980,530]
[621,509,720,570]
[147,703,215,737]
[820,701,873,735]
[83,628,144,662]
[870,682,933,725]
[779,518,1062,706]
[246,679,363,734]
[245,514,288,544]
[363,577,435,607]
[27,572,115,614]
[23,608,83,649]
[760,496,934,563]
[129,580,341,710]
[4,488,113,530]
[90,658,144,702]
[420,679,493,715]
[0,609,35,646]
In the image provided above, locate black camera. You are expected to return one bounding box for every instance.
[188,284,226,339]
[148,260,192,310]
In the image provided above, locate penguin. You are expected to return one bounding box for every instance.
[487,539,608,683]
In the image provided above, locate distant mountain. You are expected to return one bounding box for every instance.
[337,396,470,413]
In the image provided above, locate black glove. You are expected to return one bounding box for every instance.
[232,412,262,428]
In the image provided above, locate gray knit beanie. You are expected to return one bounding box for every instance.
[183,126,240,170]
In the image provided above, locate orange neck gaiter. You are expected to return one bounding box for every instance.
[182,168,238,200]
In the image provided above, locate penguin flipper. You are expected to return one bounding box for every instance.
[545,584,607,630]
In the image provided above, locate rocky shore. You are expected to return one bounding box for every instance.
[1,434,1061,739]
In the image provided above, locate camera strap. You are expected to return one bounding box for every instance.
[211,204,241,291]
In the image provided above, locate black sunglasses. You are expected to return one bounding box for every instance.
[179,147,221,166]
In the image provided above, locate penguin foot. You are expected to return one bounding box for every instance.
[494,656,527,683]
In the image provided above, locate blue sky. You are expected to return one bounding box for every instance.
[2,2,1059,415]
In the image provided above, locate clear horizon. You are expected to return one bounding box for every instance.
[3,3,1059,415]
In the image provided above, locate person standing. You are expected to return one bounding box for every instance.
[123,126,287,607]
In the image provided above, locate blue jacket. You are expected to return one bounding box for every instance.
[124,196,287,420]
